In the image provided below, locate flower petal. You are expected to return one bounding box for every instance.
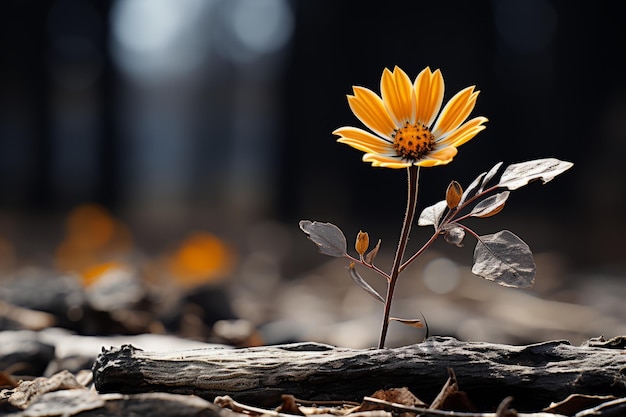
[348,87,397,138]
[381,66,415,126]
[362,153,412,168]
[414,146,458,167]
[437,116,488,147]
[334,126,396,155]
[333,126,393,144]
[414,68,445,127]
[429,146,458,161]
[414,159,447,167]
[432,87,479,138]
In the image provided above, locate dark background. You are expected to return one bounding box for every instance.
[1,0,625,273]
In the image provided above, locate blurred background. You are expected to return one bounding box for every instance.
[1,0,625,349]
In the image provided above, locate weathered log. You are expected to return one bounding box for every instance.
[93,336,626,411]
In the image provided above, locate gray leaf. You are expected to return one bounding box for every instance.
[472,230,535,288]
[470,191,510,218]
[348,264,385,303]
[299,220,347,257]
[417,201,448,228]
[498,158,573,190]
[459,172,486,206]
[478,161,503,193]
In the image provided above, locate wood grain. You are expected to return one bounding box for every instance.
[93,336,626,411]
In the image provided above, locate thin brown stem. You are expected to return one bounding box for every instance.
[344,254,391,281]
[399,230,441,273]
[378,165,420,349]
[400,184,505,272]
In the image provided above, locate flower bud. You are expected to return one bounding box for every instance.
[355,230,369,257]
[446,180,463,209]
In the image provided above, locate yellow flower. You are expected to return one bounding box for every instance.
[333,66,488,168]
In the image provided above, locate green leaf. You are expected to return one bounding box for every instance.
[471,230,536,288]
[417,200,448,228]
[299,220,347,257]
[348,263,384,303]
[498,158,573,190]
[469,191,510,218]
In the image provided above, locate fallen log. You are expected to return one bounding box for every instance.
[92,336,626,411]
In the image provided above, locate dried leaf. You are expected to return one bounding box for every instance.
[5,370,85,410]
[19,390,105,417]
[364,239,381,264]
[366,387,427,409]
[430,368,478,412]
[472,230,536,288]
[277,394,304,415]
[469,191,510,218]
[459,172,486,206]
[389,317,424,328]
[498,158,573,190]
[544,394,617,415]
[299,220,347,257]
[361,387,427,417]
[479,161,503,193]
[430,368,457,410]
[348,263,384,303]
[417,201,447,228]
[443,225,465,247]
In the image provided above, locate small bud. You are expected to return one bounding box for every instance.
[446,180,463,209]
[444,226,465,247]
[355,230,369,258]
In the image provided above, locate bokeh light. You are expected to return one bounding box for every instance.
[110,0,211,80]
[422,258,461,295]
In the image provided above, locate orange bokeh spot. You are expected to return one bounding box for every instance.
[55,203,133,282]
[168,232,235,287]
[65,204,116,250]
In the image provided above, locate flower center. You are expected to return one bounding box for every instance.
[392,122,436,160]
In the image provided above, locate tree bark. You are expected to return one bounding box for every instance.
[92,336,626,411]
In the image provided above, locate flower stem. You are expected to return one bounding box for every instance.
[378,165,420,349]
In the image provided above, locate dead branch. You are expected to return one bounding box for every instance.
[92,336,626,411]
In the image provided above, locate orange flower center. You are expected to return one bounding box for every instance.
[392,122,436,160]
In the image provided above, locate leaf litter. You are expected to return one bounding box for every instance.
[214,365,626,417]
[3,367,624,417]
